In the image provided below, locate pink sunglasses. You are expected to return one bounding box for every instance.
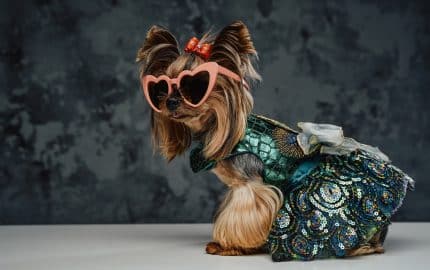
[141,62,249,112]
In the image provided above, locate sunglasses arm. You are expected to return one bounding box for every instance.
[217,65,250,91]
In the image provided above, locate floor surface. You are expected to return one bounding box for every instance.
[0,223,428,270]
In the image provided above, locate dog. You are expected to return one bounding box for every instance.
[136,21,413,261]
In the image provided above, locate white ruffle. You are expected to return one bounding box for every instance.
[296,122,390,162]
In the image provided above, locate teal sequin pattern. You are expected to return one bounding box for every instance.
[230,114,305,185]
[267,150,410,261]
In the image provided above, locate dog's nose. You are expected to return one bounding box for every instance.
[166,97,180,111]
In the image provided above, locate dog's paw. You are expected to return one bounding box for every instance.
[205,242,265,256]
[374,245,385,254]
[206,242,222,254]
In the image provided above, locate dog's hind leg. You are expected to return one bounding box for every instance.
[369,225,388,253]
[346,244,383,257]
[346,226,388,257]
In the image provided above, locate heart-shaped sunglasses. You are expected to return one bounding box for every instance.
[141,62,249,112]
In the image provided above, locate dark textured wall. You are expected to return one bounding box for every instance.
[0,0,429,224]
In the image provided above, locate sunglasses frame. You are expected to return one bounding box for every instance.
[141,62,249,112]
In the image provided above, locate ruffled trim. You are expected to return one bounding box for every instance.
[296,122,390,162]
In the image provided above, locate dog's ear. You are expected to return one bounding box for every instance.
[138,26,189,160]
[136,25,179,76]
[209,21,260,81]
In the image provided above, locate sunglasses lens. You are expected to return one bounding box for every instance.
[147,80,168,110]
[180,71,210,105]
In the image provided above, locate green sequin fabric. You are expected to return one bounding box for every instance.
[229,114,307,185]
[268,151,410,261]
[189,114,413,261]
[190,114,308,183]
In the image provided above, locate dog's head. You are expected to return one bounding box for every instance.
[137,21,260,161]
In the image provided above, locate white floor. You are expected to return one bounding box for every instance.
[0,223,428,270]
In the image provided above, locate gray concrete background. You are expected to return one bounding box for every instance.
[0,0,429,224]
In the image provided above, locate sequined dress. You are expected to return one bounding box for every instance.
[190,114,413,261]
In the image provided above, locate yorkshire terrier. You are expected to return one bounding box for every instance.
[136,21,413,261]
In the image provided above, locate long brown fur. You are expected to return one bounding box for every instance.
[210,160,283,254]
[136,25,192,161]
[137,21,275,254]
[137,21,384,258]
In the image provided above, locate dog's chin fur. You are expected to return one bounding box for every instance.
[137,21,284,254]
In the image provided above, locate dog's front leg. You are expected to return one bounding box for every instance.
[206,155,283,256]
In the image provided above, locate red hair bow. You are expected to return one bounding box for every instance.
[184,37,212,60]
